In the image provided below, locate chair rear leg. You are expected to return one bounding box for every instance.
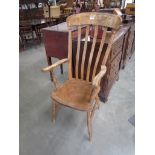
[52,99,58,123]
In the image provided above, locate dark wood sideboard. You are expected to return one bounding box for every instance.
[120,22,135,69]
[42,22,135,102]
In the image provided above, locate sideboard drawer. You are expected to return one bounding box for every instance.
[108,52,122,80]
[111,36,124,60]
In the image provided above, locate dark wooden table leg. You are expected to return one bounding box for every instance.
[60,64,63,74]
[47,56,53,81]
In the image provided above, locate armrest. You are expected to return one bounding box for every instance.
[92,65,107,87]
[42,58,69,89]
[42,58,69,72]
[89,65,107,104]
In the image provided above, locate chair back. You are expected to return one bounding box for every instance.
[66,12,122,82]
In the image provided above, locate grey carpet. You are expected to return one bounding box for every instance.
[128,115,135,127]
[20,44,135,155]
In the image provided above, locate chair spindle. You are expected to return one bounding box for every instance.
[81,25,90,80]
[86,25,98,81]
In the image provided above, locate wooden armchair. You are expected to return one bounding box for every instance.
[42,12,121,141]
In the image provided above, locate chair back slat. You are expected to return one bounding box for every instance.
[81,25,90,80]
[92,27,107,80]
[75,26,82,79]
[66,13,122,82]
[68,30,73,79]
[102,30,116,65]
[86,25,98,81]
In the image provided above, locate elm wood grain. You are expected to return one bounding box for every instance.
[81,25,90,79]
[67,12,122,29]
[42,13,121,141]
[42,58,69,87]
[86,25,98,81]
[42,58,69,72]
[52,79,95,111]
[92,27,107,80]
[76,26,82,79]
[68,30,73,79]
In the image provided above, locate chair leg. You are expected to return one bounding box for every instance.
[60,64,63,74]
[96,96,100,109]
[87,111,92,141]
[52,100,57,123]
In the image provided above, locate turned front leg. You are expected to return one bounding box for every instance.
[87,111,92,141]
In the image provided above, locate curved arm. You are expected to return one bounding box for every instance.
[92,65,107,87]
[42,58,69,89]
[42,58,69,72]
[90,65,107,103]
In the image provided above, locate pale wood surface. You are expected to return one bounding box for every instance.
[81,25,90,80]
[43,13,122,141]
[92,27,107,79]
[68,30,73,79]
[86,25,98,81]
[102,30,116,65]
[92,65,107,87]
[75,26,81,79]
[42,58,69,72]
[67,12,122,30]
[52,79,94,111]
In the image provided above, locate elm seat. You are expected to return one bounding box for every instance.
[52,79,94,111]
